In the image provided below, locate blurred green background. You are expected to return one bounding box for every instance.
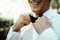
[51,0,60,14]
[0,0,60,40]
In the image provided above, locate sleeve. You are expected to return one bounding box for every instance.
[40,27,59,40]
[6,26,21,40]
[40,14,60,40]
[51,14,60,39]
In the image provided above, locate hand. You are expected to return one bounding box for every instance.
[32,16,51,34]
[13,14,31,32]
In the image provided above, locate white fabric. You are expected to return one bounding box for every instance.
[6,8,60,40]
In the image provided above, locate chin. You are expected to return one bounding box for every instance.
[32,8,41,12]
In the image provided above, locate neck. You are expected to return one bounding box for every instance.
[34,6,50,17]
[34,0,50,17]
[34,11,42,17]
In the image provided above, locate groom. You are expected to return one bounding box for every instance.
[6,0,60,40]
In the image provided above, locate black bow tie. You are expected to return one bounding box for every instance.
[29,13,43,23]
[29,15,38,23]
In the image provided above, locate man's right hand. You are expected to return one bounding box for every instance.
[13,14,31,32]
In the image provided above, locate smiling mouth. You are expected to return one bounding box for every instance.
[30,0,42,5]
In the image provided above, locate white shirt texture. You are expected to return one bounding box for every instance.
[6,7,60,40]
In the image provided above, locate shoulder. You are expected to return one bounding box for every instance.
[51,14,60,38]
[50,14,60,27]
[52,14,60,19]
[51,14,60,22]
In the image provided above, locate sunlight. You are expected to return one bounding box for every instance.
[0,0,32,23]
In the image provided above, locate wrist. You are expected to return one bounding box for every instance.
[13,23,23,32]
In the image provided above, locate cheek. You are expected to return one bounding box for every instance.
[28,0,30,3]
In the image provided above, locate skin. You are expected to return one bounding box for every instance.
[28,0,51,34]
[13,14,31,32]
[28,0,51,16]
[13,0,51,33]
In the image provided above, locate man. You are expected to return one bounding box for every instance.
[6,0,60,40]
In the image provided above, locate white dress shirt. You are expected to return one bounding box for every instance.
[6,7,60,40]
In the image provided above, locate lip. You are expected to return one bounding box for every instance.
[30,1,42,8]
[30,2,40,5]
[30,0,42,5]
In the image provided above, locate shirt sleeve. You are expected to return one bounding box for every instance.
[40,27,59,40]
[40,14,60,40]
[51,14,60,39]
[6,26,21,40]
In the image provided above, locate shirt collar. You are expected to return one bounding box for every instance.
[32,7,57,18]
[43,7,57,19]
